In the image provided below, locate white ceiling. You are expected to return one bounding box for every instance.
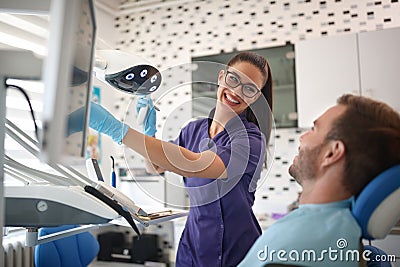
[0,0,119,55]
[0,0,195,54]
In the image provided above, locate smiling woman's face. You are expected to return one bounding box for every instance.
[216,61,265,115]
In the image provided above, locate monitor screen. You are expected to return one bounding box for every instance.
[65,0,96,160]
[40,0,96,164]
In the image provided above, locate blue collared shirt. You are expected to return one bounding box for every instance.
[174,110,266,267]
[238,198,361,267]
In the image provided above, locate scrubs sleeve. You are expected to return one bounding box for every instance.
[214,129,266,180]
[169,124,188,147]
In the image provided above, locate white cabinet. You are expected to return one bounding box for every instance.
[295,33,360,128]
[295,27,400,128]
[358,27,400,113]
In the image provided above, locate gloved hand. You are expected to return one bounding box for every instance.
[136,95,157,136]
[68,102,128,144]
[89,102,129,144]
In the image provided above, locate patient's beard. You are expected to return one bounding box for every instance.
[289,144,324,185]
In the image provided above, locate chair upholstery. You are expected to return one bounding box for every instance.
[34,224,99,267]
[352,164,400,267]
[362,245,392,267]
[352,164,400,240]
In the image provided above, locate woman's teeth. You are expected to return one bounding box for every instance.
[225,94,239,104]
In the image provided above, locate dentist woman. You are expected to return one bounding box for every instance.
[88,52,273,266]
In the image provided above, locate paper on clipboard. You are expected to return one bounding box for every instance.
[137,210,187,223]
[111,208,188,227]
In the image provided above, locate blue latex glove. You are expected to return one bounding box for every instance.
[68,102,128,144]
[89,102,129,144]
[136,96,157,136]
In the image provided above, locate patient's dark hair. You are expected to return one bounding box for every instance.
[326,94,400,195]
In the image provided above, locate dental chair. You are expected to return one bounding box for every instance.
[352,164,400,267]
[34,225,99,267]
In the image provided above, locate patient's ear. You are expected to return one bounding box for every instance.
[321,140,345,167]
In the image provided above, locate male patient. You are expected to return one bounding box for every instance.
[239,94,400,266]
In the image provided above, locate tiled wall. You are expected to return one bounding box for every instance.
[115,0,400,60]
[108,0,400,211]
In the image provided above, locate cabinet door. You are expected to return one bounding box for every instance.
[358,27,400,113]
[295,34,360,128]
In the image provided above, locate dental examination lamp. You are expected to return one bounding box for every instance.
[93,50,162,125]
[93,50,162,95]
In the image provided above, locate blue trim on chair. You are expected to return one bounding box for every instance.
[34,225,99,267]
[352,164,400,240]
[363,245,393,267]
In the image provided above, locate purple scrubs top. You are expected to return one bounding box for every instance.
[174,110,266,267]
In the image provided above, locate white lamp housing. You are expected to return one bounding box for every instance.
[94,49,162,95]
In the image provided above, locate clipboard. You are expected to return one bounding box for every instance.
[138,210,188,224]
[110,209,188,227]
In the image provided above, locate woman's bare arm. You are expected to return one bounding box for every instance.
[143,158,165,174]
[122,128,227,179]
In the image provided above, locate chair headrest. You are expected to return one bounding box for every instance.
[352,164,400,240]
